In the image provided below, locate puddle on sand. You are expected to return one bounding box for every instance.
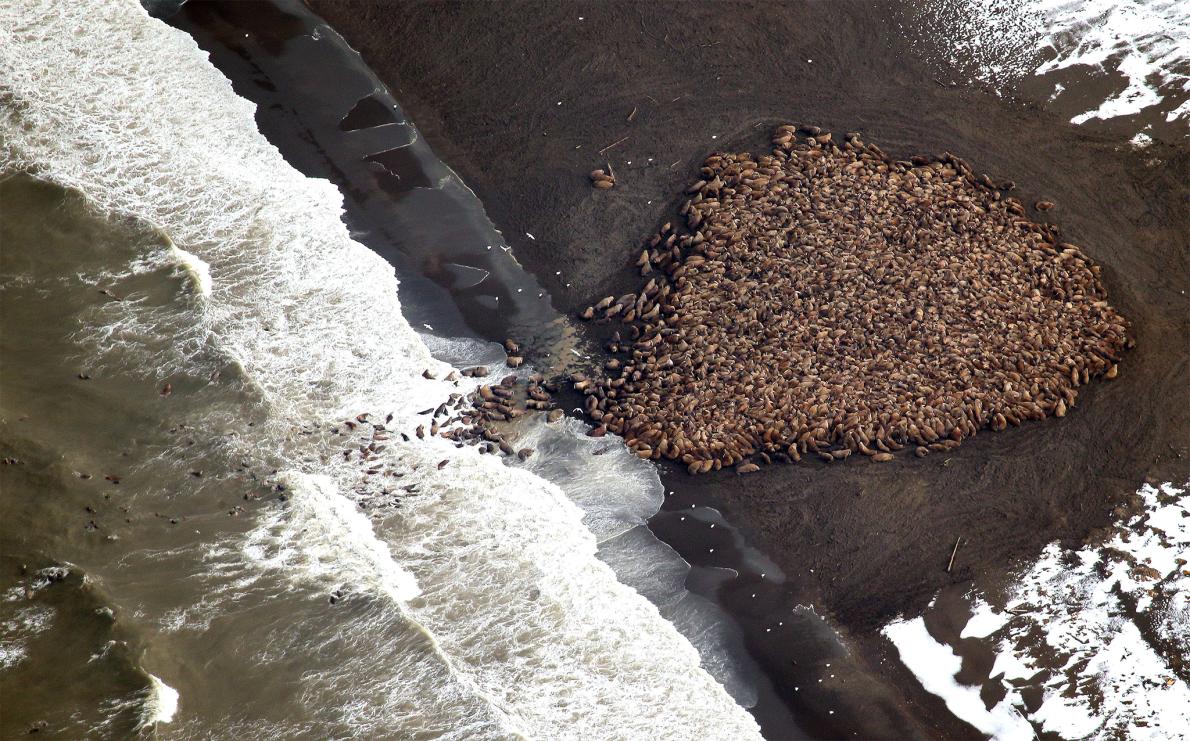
[339,93,403,131]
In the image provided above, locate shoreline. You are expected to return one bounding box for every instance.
[4,0,1184,736]
[167,2,831,736]
[176,0,1190,737]
[306,0,1190,734]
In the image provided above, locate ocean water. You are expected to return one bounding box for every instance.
[0,1,762,737]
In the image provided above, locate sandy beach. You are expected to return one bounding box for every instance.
[308,0,1190,735]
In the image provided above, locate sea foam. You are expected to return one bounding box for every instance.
[137,674,180,730]
[0,1,761,737]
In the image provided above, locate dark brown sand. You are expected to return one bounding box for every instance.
[312,0,1189,735]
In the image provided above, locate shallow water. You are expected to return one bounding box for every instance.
[0,173,221,737]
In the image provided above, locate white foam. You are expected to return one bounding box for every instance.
[138,674,179,728]
[246,472,421,602]
[511,414,662,542]
[0,644,26,669]
[169,244,212,298]
[416,333,762,708]
[0,604,55,669]
[0,1,760,737]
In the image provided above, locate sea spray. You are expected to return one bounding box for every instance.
[138,674,180,730]
[168,244,213,299]
[0,1,762,737]
[245,472,421,603]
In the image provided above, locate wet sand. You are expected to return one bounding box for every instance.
[306,0,1190,734]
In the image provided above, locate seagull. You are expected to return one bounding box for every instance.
[526,232,535,240]
[423,323,433,330]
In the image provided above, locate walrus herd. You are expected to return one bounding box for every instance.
[576,125,1131,474]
